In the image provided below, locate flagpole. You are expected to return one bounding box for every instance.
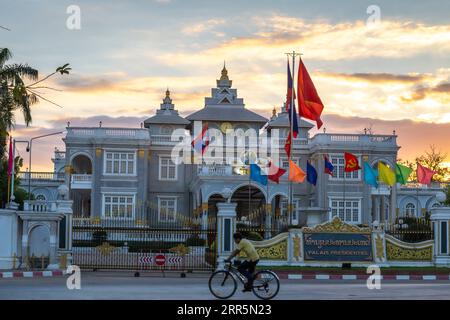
[285,51,301,225]
[9,139,16,203]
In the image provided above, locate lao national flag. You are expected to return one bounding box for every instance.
[191,123,210,155]
[324,155,334,176]
[286,61,299,138]
[306,161,318,186]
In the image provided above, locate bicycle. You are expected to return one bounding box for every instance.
[208,260,280,300]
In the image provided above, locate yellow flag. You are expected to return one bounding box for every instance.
[378,162,396,186]
[288,160,306,183]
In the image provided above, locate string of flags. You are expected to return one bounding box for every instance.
[249,152,437,187]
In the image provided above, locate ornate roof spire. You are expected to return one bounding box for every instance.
[163,87,172,105]
[217,62,232,88]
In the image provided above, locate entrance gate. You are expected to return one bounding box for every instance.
[72,214,217,272]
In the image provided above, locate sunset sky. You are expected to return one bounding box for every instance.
[2,0,450,171]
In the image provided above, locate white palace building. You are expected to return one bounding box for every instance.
[19,66,446,229]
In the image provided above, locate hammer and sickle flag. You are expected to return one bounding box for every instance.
[344,152,361,172]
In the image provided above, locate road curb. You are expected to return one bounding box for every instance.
[284,274,450,281]
[0,270,65,279]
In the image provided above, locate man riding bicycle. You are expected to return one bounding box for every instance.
[225,232,260,292]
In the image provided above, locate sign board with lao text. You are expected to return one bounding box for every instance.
[302,217,373,262]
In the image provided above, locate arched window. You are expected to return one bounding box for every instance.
[405,203,416,216]
[160,126,172,135]
[35,194,46,201]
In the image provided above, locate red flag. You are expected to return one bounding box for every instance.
[284,132,291,158]
[297,59,324,129]
[417,163,436,185]
[267,161,286,184]
[344,152,361,172]
[7,136,13,177]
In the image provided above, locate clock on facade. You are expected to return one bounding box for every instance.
[220,122,233,133]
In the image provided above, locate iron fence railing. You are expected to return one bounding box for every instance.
[385,216,434,243]
[72,213,217,271]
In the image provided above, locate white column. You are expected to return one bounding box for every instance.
[0,209,19,269]
[430,207,450,266]
[216,202,237,269]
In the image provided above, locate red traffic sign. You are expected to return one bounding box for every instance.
[155,254,166,266]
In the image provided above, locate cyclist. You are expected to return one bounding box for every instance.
[225,232,260,292]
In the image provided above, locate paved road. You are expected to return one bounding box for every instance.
[1,271,450,300]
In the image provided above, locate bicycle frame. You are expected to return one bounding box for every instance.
[224,262,249,285]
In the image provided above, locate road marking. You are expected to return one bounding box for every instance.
[396,275,410,280]
[342,275,357,280]
[288,274,302,279]
[43,271,53,277]
[316,274,330,280]
[423,275,437,280]
[23,272,33,278]
[2,272,13,278]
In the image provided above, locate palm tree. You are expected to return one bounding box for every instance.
[0,48,38,141]
[0,48,70,145]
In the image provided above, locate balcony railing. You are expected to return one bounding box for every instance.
[400,182,449,190]
[53,151,66,160]
[71,174,92,189]
[66,127,150,140]
[18,172,65,181]
[151,134,186,145]
[310,133,397,146]
[23,200,57,212]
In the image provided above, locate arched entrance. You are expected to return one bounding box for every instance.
[231,185,266,220]
[71,154,92,174]
[70,153,93,217]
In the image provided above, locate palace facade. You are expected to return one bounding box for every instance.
[18,66,445,227]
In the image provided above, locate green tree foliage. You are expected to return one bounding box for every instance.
[0,155,32,208]
[0,48,69,207]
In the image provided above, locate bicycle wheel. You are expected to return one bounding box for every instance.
[252,270,280,300]
[208,270,237,299]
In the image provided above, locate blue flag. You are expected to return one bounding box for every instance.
[250,164,268,186]
[307,161,318,186]
[363,162,378,188]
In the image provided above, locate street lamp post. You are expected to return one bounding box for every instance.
[28,131,65,200]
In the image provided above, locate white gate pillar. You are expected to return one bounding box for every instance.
[430,205,450,266]
[216,202,237,269]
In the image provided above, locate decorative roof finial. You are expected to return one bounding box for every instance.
[162,87,173,106]
[221,61,228,80]
[272,107,277,117]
